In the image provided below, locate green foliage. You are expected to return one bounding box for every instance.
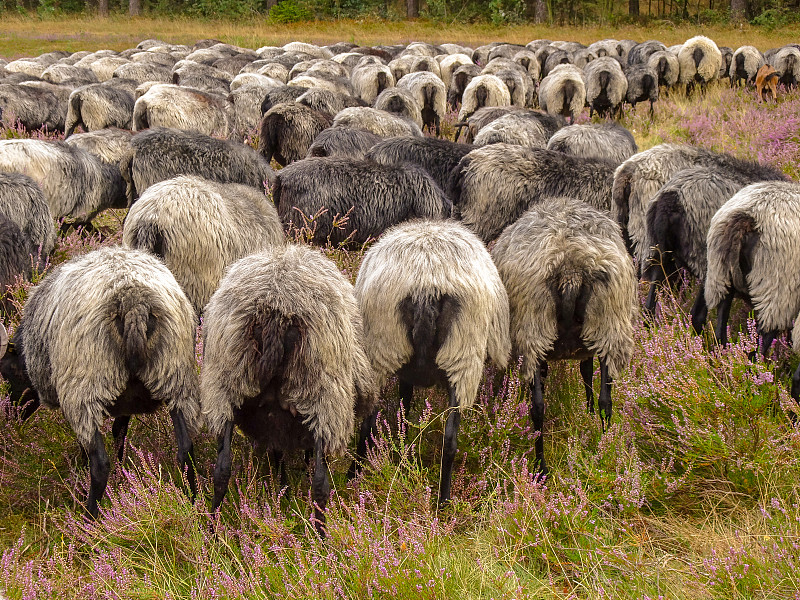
[750,8,789,30]
[268,0,312,22]
[188,0,260,19]
[488,0,525,25]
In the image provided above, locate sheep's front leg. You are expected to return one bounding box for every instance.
[438,383,461,507]
[85,428,110,519]
[530,363,548,476]
[170,408,196,500]
[714,288,736,347]
[112,415,130,462]
[580,358,594,414]
[690,284,708,335]
[399,380,413,421]
[598,358,612,432]
[212,420,234,512]
[311,438,330,539]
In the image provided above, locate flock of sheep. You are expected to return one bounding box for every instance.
[0,33,798,535]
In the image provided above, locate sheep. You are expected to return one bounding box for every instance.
[64,128,133,165]
[213,54,256,77]
[613,143,783,269]
[588,39,622,60]
[305,126,382,159]
[258,103,332,167]
[132,84,233,138]
[261,85,308,114]
[627,40,667,65]
[365,136,474,194]
[230,72,282,92]
[0,215,31,314]
[547,123,637,165]
[350,63,395,104]
[538,64,586,124]
[273,157,449,246]
[41,64,98,86]
[284,41,334,59]
[296,87,364,114]
[718,46,734,81]
[202,244,377,536]
[0,82,65,133]
[112,62,172,86]
[705,182,800,359]
[646,50,680,90]
[229,83,277,138]
[254,62,290,83]
[120,127,275,204]
[490,196,636,473]
[64,81,135,137]
[643,162,786,332]
[172,61,231,95]
[513,49,541,80]
[457,107,565,144]
[624,63,659,114]
[584,57,628,118]
[84,56,130,82]
[458,74,511,121]
[450,144,616,242]
[288,74,354,97]
[331,107,423,138]
[0,246,201,517]
[677,35,722,93]
[396,71,447,135]
[484,66,529,108]
[756,65,780,102]
[0,171,56,261]
[730,46,764,87]
[122,175,284,314]
[353,219,510,504]
[772,46,800,88]
[447,64,481,110]
[438,53,474,90]
[573,48,598,69]
[373,87,423,129]
[0,139,126,223]
[472,112,549,148]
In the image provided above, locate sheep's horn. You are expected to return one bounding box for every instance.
[0,323,8,360]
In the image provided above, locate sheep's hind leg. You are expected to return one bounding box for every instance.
[438,382,461,507]
[212,420,234,512]
[346,411,377,480]
[580,358,594,414]
[714,288,736,347]
[170,407,196,500]
[111,415,130,462]
[598,358,612,432]
[750,326,778,361]
[689,283,708,335]
[311,438,330,539]
[530,363,548,477]
[85,428,110,519]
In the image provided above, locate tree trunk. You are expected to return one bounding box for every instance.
[267,0,277,7]
[407,0,418,18]
[129,0,140,16]
[629,0,639,15]
[98,0,108,17]
[730,0,746,21]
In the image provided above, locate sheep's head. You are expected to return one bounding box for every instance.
[0,323,38,418]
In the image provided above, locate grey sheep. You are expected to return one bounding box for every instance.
[296,87,364,115]
[353,219,510,505]
[613,143,781,270]
[112,62,172,86]
[457,107,565,144]
[350,63,394,104]
[450,144,615,242]
[729,46,765,87]
[484,66,529,108]
[0,139,126,223]
[538,64,586,124]
[644,161,786,332]
[65,81,135,137]
[0,215,31,314]
[332,107,423,138]
[41,64,98,86]
[447,64,481,110]
[373,87,423,129]
[677,35,722,92]
[719,46,734,81]
[473,112,549,148]
[647,50,680,89]
[305,126,382,159]
[365,136,474,194]
[542,49,573,79]
[458,74,511,121]
[396,71,447,135]
[202,244,377,536]
[120,127,275,204]
[0,171,56,262]
[132,84,233,138]
[229,82,280,138]
[491,196,636,473]
[773,45,800,88]
[65,128,133,165]
[584,57,628,118]
[258,102,332,167]
[705,182,800,362]
[261,85,308,114]
[438,53,474,90]
[0,246,201,518]
[0,82,65,133]
[547,123,637,165]
[122,175,284,314]
[627,40,667,65]
[273,157,449,246]
[624,63,659,114]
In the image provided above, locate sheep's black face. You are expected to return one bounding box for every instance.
[0,346,38,415]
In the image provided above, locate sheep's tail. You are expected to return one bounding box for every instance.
[129,220,166,260]
[132,99,148,132]
[645,189,681,281]
[400,294,460,371]
[122,302,151,374]
[557,273,585,332]
[65,92,82,138]
[254,311,302,385]
[716,212,757,293]
[119,147,136,207]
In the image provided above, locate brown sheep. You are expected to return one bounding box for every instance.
[756,64,779,102]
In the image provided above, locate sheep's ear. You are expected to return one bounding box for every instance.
[0,323,8,360]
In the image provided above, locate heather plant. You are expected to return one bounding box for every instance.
[4,77,800,600]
